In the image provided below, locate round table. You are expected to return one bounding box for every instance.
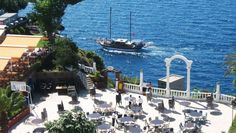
[179,101,191,106]
[189,111,202,118]
[182,109,193,113]
[184,122,195,131]
[97,123,111,132]
[119,116,134,123]
[128,126,142,133]
[150,119,164,127]
[99,103,111,109]
[87,113,102,120]
[33,127,46,133]
[151,98,162,103]
[131,106,142,113]
[125,96,136,102]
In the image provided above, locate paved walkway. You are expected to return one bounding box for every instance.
[10,88,236,133]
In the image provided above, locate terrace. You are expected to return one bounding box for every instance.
[9,87,235,133]
[6,54,236,133]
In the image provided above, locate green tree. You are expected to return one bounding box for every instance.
[0,0,28,12]
[45,111,96,133]
[85,51,105,71]
[53,37,79,70]
[30,0,82,44]
[32,0,66,44]
[0,87,25,133]
[225,53,236,87]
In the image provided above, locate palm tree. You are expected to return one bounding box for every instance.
[0,87,25,133]
[225,53,236,87]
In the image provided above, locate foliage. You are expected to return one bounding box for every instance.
[0,87,25,132]
[225,53,236,87]
[89,71,103,81]
[107,78,115,88]
[53,37,79,70]
[77,50,105,71]
[31,0,66,43]
[37,40,49,48]
[34,37,105,72]
[229,115,236,133]
[45,111,96,133]
[0,0,28,12]
[7,25,31,35]
[30,0,82,44]
[120,74,140,85]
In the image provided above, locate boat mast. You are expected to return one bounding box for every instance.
[109,7,112,39]
[129,11,132,42]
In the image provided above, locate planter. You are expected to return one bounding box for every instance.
[7,107,30,129]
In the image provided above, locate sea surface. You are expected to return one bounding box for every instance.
[19,0,236,94]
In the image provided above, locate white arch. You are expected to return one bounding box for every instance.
[164,54,193,98]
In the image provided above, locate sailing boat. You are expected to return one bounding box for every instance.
[96,7,147,52]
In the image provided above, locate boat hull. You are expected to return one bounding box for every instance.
[96,38,145,52]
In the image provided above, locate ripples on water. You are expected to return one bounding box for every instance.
[19,0,236,94]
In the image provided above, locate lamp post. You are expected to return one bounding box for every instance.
[231,98,236,126]
[26,85,34,112]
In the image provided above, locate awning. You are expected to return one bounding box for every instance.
[0,47,27,58]
[1,34,42,48]
[0,58,10,71]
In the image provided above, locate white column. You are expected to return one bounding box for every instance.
[186,66,191,98]
[93,62,97,72]
[115,78,119,90]
[140,69,143,88]
[166,64,170,97]
[215,82,221,102]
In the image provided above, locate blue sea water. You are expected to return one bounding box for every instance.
[19,0,236,94]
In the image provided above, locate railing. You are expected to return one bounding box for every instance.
[190,92,211,101]
[123,83,141,94]
[153,87,167,97]
[220,94,235,104]
[77,71,88,89]
[123,82,235,104]
[170,90,187,99]
[78,63,95,74]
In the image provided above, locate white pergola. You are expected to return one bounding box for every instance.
[164,54,193,98]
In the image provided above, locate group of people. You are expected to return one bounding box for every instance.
[128,95,143,109]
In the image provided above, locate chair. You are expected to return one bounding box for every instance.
[148,117,152,122]
[199,110,203,114]
[179,123,184,131]
[116,119,123,128]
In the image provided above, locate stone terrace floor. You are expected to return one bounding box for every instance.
[10,88,236,133]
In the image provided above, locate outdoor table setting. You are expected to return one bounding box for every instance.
[151,98,163,104]
[118,116,134,124]
[127,126,143,133]
[150,119,164,127]
[184,122,195,131]
[87,112,103,121]
[32,127,46,133]
[189,111,202,119]
[98,103,112,110]
[131,106,142,113]
[97,123,111,132]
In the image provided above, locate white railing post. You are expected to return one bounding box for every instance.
[166,63,170,97]
[93,62,97,72]
[115,78,119,91]
[215,82,221,102]
[139,69,143,90]
[186,65,191,99]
